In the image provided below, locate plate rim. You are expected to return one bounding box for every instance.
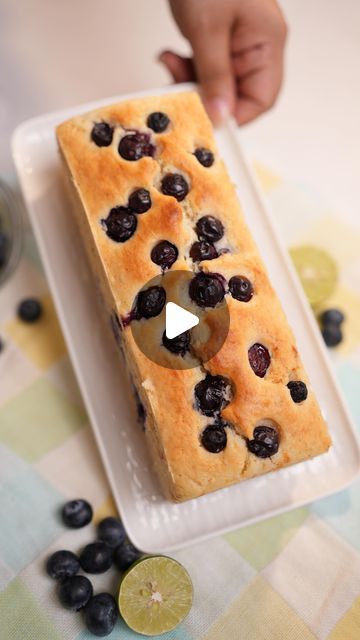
[11,83,360,552]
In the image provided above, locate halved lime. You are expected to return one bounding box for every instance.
[289,245,337,307]
[118,555,193,636]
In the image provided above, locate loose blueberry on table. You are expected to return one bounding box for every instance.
[320,307,344,347]
[151,240,178,270]
[195,374,232,416]
[118,132,155,161]
[98,517,126,549]
[322,324,343,347]
[195,215,224,242]
[17,298,43,323]
[128,188,152,214]
[162,329,191,356]
[247,425,279,458]
[58,575,93,611]
[91,122,114,147]
[320,308,345,326]
[194,147,214,167]
[113,541,142,571]
[101,206,137,243]
[229,276,254,302]
[62,499,93,528]
[136,285,166,319]
[147,111,170,133]
[79,542,113,574]
[201,422,227,453]
[287,380,308,403]
[190,240,218,262]
[189,272,225,308]
[46,550,80,581]
[161,173,189,201]
[84,593,118,637]
[248,343,271,378]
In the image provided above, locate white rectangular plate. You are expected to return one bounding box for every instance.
[12,84,360,553]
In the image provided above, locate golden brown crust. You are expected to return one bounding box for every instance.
[57,91,331,502]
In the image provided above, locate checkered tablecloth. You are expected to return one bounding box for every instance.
[0,166,359,640]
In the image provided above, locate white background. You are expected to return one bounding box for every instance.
[1,0,359,226]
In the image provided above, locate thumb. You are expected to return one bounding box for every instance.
[191,28,235,125]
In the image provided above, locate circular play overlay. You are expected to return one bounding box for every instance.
[130,270,230,370]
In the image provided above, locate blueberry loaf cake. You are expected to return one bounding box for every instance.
[57,91,331,501]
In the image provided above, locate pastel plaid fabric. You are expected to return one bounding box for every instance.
[0,166,359,640]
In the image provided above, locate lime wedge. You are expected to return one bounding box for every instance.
[289,245,337,307]
[118,555,193,636]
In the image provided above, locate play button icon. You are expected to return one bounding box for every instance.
[165,302,199,340]
[130,270,230,370]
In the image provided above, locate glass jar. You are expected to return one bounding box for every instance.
[0,177,23,287]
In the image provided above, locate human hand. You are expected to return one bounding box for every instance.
[160,0,287,125]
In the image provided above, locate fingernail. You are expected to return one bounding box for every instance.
[202,96,230,125]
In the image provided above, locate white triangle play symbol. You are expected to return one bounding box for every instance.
[165,302,199,340]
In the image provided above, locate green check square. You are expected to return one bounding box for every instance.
[0,377,87,462]
[225,507,309,570]
[0,578,62,640]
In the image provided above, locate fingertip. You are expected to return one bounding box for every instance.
[234,99,264,125]
[234,63,283,125]
[158,50,181,82]
[158,51,196,84]
[158,50,174,65]
[202,95,231,126]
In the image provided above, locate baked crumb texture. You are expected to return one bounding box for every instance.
[57,92,331,502]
